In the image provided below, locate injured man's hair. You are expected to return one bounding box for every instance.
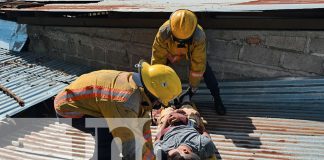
[152,105,217,160]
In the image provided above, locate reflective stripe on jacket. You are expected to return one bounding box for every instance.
[54,70,154,159]
[54,70,139,118]
[151,20,206,88]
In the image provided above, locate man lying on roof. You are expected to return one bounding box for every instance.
[153,105,217,160]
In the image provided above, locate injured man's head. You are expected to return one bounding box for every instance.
[167,144,200,160]
[153,106,216,160]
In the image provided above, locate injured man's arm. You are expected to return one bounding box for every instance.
[153,106,217,160]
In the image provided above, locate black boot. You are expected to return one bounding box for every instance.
[203,61,226,115]
[213,95,226,115]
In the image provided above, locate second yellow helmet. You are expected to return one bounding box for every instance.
[170,9,198,40]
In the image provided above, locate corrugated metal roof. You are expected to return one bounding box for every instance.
[3,0,324,12]
[0,119,95,160]
[0,77,324,159]
[0,48,90,120]
[190,79,324,159]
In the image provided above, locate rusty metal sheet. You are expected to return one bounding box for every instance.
[3,0,324,12]
[0,1,44,9]
[240,0,324,5]
[23,0,101,1]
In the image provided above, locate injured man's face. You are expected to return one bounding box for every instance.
[167,144,200,160]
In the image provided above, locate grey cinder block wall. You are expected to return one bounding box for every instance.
[27,26,324,81]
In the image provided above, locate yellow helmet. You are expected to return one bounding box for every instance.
[170,9,198,40]
[139,61,182,106]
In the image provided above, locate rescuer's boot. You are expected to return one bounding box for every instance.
[213,95,226,115]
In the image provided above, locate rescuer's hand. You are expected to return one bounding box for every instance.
[178,87,197,105]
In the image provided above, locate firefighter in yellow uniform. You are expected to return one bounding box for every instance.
[54,60,182,160]
[151,9,226,115]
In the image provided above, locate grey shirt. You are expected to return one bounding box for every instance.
[154,125,216,159]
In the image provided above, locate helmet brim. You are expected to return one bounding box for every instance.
[139,61,151,90]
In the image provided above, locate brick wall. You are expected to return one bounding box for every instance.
[28,26,324,81]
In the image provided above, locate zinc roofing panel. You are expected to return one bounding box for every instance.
[1,77,324,159]
[0,48,90,120]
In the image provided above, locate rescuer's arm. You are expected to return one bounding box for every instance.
[189,31,207,89]
[151,27,169,65]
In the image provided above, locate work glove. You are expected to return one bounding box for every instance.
[171,87,197,108]
[152,102,162,110]
[178,87,197,105]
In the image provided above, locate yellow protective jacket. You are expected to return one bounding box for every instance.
[151,20,207,88]
[54,70,154,159]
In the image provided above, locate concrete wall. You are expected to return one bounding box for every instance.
[28,25,324,80]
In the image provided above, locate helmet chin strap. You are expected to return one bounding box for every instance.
[143,87,159,105]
